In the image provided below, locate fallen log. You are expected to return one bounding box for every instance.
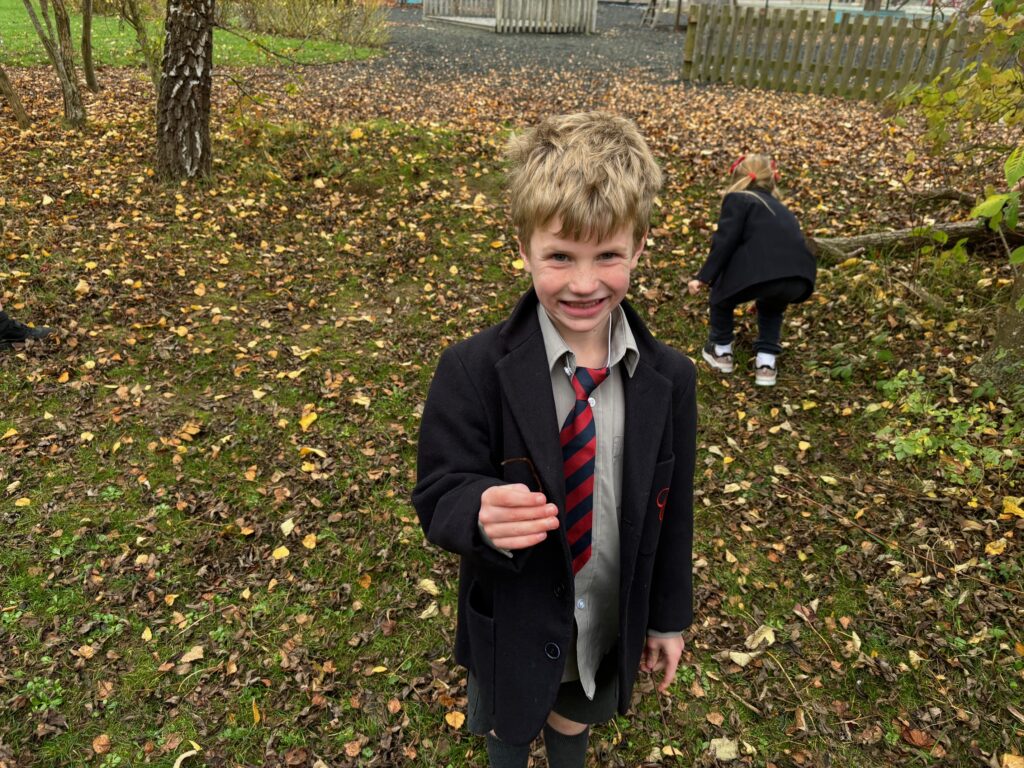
[810,220,990,264]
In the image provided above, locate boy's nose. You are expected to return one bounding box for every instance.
[569,265,598,293]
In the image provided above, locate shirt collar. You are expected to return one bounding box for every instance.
[536,303,640,378]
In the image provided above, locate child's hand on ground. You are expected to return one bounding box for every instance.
[640,634,685,693]
[687,279,704,295]
[479,484,559,550]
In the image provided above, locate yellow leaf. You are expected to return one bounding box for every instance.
[1002,755,1024,768]
[350,127,364,140]
[142,626,152,642]
[445,711,466,730]
[75,279,90,295]
[252,700,261,725]
[14,497,31,507]
[449,265,458,275]
[418,578,440,596]
[510,258,523,269]
[41,194,54,206]
[351,395,371,408]
[490,240,504,249]
[280,518,295,536]
[798,441,811,451]
[820,475,838,486]
[302,533,317,549]
[272,546,290,560]
[252,389,267,400]
[985,538,1007,556]
[358,573,372,589]
[193,283,206,297]
[1,428,17,440]
[299,410,317,433]
[1003,496,1024,519]
[180,645,204,664]
[57,371,70,383]
[838,257,861,269]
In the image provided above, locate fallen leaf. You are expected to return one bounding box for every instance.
[302,533,317,549]
[985,538,1008,556]
[92,734,111,754]
[709,737,739,761]
[180,645,204,664]
[272,546,290,560]
[901,726,935,748]
[417,578,440,596]
[744,625,776,650]
[445,711,466,729]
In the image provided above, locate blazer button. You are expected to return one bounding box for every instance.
[544,642,561,660]
[553,584,565,598]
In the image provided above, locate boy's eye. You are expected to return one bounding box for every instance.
[599,252,623,260]
[549,253,569,262]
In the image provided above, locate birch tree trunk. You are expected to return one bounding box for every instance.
[81,0,100,92]
[156,0,214,180]
[22,0,86,127]
[0,63,31,128]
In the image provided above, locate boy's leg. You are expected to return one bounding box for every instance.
[543,712,589,768]
[484,734,530,768]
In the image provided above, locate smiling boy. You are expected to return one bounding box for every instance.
[413,112,697,767]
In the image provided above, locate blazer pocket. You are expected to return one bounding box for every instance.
[639,456,675,555]
[465,579,496,715]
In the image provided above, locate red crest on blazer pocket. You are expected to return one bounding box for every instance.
[656,487,670,521]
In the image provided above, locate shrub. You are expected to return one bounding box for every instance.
[224,0,389,46]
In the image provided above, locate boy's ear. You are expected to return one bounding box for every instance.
[517,237,532,273]
[630,230,648,267]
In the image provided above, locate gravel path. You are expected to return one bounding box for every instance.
[374,3,687,81]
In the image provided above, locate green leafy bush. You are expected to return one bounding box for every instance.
[224,0,389,46]
[871,370,1021,485]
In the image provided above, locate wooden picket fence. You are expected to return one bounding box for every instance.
[682,5,970,101]
[423,0,596,32]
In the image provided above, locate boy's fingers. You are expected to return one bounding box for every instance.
[483,502,557,524]
[490,531,549,550]
[485,514,559,540]
[486,484,549,507]
[658,654,680,692]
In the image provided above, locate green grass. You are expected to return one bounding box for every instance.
[0,0,377,67]
[1,96,1022,766]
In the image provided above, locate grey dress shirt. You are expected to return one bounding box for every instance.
[537,304,638,699]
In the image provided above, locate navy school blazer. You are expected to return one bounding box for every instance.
[412,289,697,745]
[696,189,817,305]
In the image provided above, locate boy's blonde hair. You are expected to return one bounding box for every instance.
[505,112,662,249]
[724,153,778,196]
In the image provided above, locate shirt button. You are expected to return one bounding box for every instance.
[576,598,586,610]
[544,642,561,660]
[588,397,596,407]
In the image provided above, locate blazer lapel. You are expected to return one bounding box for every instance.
[495,339,565,511]
[621,361,672,531]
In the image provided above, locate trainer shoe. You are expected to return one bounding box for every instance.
[754,364,777,387]
[701,342,734,374]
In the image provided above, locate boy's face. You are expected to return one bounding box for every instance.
[521,220,644,349]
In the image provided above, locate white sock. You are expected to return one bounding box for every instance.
[756,352,776,368]
[714,343,732,356]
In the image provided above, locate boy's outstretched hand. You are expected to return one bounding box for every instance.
[479,484,559,550]
[640,634,685,693]
[687,279,704,295]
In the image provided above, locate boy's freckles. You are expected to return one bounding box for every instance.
[520,221,644,347]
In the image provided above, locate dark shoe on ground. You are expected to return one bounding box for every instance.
[701,342,734,374]
[0,311,54,349]
[754,364,777,387]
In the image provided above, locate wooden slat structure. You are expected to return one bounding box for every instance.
[423,0,597,33]
[682,4,969,101]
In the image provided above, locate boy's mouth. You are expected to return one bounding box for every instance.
[560,298,606,314]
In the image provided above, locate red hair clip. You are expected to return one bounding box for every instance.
[729,155,746,175]
[748,172,758,181]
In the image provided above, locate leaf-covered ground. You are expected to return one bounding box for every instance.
[1,8,1022,768]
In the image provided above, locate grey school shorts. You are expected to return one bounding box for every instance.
[466,652,618,737]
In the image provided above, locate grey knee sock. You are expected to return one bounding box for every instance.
[543,723,590,768]
[485,733,530,768]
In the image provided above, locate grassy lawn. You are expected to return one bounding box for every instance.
[1,65,1022,767]
[0,0,378,67]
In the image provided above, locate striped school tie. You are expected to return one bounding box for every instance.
[560,365,610,574]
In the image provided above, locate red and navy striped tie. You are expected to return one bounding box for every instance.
[560,365,610,574]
